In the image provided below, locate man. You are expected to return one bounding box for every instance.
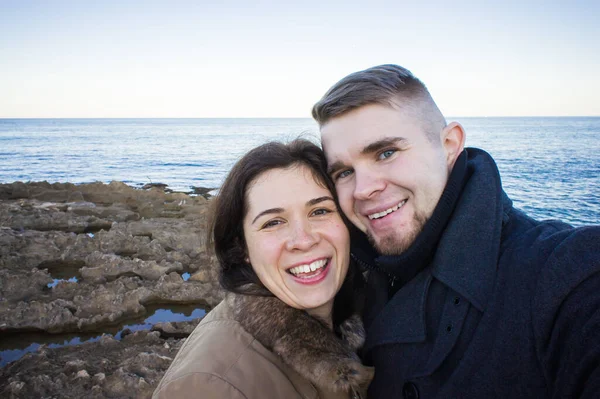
[312,64,600,398]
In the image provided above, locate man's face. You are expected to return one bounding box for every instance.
[321,103,453,255]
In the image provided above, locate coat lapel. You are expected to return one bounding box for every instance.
[363,271,432,355]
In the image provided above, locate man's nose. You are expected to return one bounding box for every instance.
[353,166,385,200]
[286,221,320,251]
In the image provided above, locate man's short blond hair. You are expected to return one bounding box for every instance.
[312,64,447,141]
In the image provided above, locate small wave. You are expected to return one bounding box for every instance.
[155,162,216,168]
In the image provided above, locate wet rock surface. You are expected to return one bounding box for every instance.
[0,181,224,398]
[1,330,184,398]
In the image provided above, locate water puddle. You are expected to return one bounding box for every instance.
[47,276,78,288]
[38,260,84,281]
[38,259,84,288]
[0,304,206,368]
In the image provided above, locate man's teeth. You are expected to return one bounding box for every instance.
[288,259,327,276]
[368,200,406,220]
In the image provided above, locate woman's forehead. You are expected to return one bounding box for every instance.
[246,166,331,209]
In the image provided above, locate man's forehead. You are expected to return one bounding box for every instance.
[320,124,353,161]
[320,120,388,160]
[321,105,430,153]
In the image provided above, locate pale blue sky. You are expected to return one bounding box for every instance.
[1,0,599,117]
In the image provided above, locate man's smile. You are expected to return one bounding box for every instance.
[366,200,407,220]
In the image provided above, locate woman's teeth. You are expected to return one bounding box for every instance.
[288,259,327,277]
[368,200,406,220]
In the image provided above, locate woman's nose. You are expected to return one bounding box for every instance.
[286,222,319,251]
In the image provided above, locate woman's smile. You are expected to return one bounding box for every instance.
[287,258,330,284]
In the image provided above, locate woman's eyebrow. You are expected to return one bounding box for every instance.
[307,196,334,206]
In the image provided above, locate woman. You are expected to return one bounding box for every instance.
[153,139,372,398]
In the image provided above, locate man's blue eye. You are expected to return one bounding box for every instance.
[379,150,395,160]
[337,170,352,179]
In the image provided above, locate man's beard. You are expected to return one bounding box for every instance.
[367,211,429,256]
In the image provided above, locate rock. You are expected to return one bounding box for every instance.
[0,181,223,335]
[190,186,215,198]
[189,269,211,282]
[142,183,169,191]
[123,330,162,345]
[65,359,87,372]
[81,252,183,283]
[32,189,71,202]
[0,329,185,398]
[67,191,85,202]
[0,267,53,302]
[76,369,90,379]
[0,181,224,398]
[8,381,25,394]
[0,181,30,199]
[152,319,202,338]
[0,200,114,232]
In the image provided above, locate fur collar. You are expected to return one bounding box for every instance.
[226,292,373,398]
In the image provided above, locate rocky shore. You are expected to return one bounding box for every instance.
[0,181,225,398]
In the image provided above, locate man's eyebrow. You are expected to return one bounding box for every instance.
[251,207,283,224]
[361,137,407,155]
[327,161,345,176]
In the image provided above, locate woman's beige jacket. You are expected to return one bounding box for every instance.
[153,294,372,399]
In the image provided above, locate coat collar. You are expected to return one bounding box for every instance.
[362,148,511,348]
[228,293,373,398]
[431,147,509,312]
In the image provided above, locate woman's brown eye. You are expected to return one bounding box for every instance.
[312,208,331,216]
[263,220,281,228]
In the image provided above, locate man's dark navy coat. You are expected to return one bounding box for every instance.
[356,148,600,398]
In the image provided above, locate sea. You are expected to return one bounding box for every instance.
[1,117,598,225]
[0,117,599,366]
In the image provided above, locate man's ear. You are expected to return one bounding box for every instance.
[441,122,466,168]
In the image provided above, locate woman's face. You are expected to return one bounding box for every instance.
[243,164,350,319]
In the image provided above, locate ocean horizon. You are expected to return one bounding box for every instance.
[1,117,599,226]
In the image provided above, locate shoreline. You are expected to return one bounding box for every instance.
[0,180,224,398]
